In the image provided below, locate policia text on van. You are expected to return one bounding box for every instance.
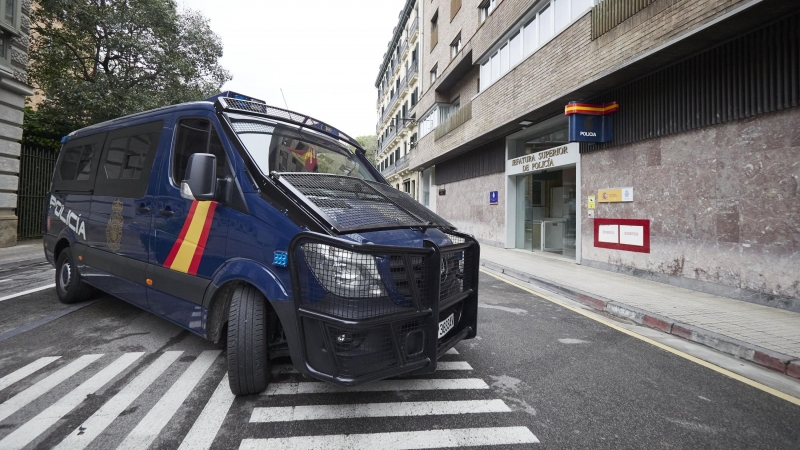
[44,92,480,395]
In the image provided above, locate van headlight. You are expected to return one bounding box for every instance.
[302,243,387,298]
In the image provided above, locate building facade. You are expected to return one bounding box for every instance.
[0,0,33,247]
[374,0,800,311]
[375,1,427,206]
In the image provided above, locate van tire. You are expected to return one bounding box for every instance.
[55,248,94,304]
[227,284,270,395]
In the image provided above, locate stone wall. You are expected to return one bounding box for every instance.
[436,171,506,246]
[581,107,800,309]
[0,0,33,247]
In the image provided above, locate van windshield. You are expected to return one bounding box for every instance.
[230,118,376,181]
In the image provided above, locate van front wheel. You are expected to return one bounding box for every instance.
[55,248,94,304]
[227,284,270,395]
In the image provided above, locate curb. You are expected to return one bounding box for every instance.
[0,257,48,272]
[480,259,800,381]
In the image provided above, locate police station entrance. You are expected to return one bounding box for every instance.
[504,118,581,262]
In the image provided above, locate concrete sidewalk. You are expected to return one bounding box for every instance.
[0,240,46,272]
[480,245,800,381]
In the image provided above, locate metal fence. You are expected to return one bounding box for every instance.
[16,146,57,240]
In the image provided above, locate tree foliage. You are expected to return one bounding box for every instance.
[356,135,378,165]
[24,0,231,150]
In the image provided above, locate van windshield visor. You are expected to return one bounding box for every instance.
[230,118,376,181]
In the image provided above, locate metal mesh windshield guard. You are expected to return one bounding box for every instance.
[276,173,454,233]
[218,97,363,150]
[289,232,480,385]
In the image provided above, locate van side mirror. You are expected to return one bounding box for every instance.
[181,153,217,201]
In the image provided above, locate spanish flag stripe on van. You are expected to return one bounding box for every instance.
[164,201,217,275]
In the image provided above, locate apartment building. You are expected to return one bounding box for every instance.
[375,0,800,311]
[375,0,425,204]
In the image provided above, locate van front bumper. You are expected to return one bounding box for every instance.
[288,231,479,386]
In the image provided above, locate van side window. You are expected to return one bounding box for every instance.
[94,120,164,198]
[53,132,107,193]
[173,118,227,184]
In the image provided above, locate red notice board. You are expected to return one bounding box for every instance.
[593,218,650,253]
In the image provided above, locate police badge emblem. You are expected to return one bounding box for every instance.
[106,199,124,251]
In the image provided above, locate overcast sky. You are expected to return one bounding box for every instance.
[182,0,406,138]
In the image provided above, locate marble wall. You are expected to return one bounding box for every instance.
[436,172,505,247]
[581,107,800,308]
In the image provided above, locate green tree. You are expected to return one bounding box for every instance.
[356,135,378,166]
[24,0,231,150]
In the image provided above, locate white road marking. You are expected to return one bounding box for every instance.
[264,378,490,395]
[116,350,220,450]
[0,356,61,393]
[444,348,459,355]
[178,374,235,450]
[0,353,143,450]
[437,361,472,371]
[250,399,511,422]
[478,303,528,315]
[54,351,183,450]
[0,284,56,302]
[239,426,539,449]
[0,354,103,422]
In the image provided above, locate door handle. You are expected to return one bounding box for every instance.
[136,205,150,214]
[158,208,174,217]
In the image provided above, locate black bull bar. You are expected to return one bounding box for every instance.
[288,231,480,385]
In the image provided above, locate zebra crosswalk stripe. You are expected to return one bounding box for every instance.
[250,399,511,422]
[264,378,490,395]
[0,356,61,393]
[53,351,183,450]
[116,350,220,450]
[436,361,472,371]
[0,352,143,450]
[239,426,540,449]
[177,373,235,450]
[0,354,103,423]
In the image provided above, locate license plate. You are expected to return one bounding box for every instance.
[438,313,455,339]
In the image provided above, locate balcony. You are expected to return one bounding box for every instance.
[408,59,419,84]
[400,39,409,59]
[434,101,472,141]
[409,16,419,43]
[380,154,409,179]
[380,125,398,152]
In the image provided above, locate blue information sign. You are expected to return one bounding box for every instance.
[489,191,498,205]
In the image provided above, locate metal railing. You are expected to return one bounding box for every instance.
[16,146,57,240]
[591,0,667,40]
[434,101,472,141]
[381,154,409,178]
[409,15,419,39]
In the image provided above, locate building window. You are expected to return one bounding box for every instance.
[0,0,19,34]
[479,0,497,23]
[430,10,438,51]
[478,0,594,93]
[430,64,438,84]
[411,88,418,106]
[450,0,462,21]
[450,33,462,60]
[410,133,418,149]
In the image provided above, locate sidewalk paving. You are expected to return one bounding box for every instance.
[480,245,800,381]
[0,240,46,272]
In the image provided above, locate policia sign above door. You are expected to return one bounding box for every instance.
[565,101,618,143]
[506,143,579,176]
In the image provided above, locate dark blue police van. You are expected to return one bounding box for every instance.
[43,92,479,395]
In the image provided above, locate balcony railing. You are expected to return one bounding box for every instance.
[409,16,419,40]
[380,125,398,152]
[400,39,409,59]
[592,0,659,40]
[434,101,472,141]
[381,154,409,178]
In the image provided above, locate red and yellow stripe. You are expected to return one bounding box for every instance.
[564,101,619,116]
[164,201,218,275]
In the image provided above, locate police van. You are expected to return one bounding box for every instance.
[44,92,479,395]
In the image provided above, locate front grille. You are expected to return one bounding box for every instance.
[327,323,397,378]
[277,173,453,233]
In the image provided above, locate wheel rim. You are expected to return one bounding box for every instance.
[59,261,71,292]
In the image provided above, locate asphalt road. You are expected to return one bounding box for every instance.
[0,264,799,449]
